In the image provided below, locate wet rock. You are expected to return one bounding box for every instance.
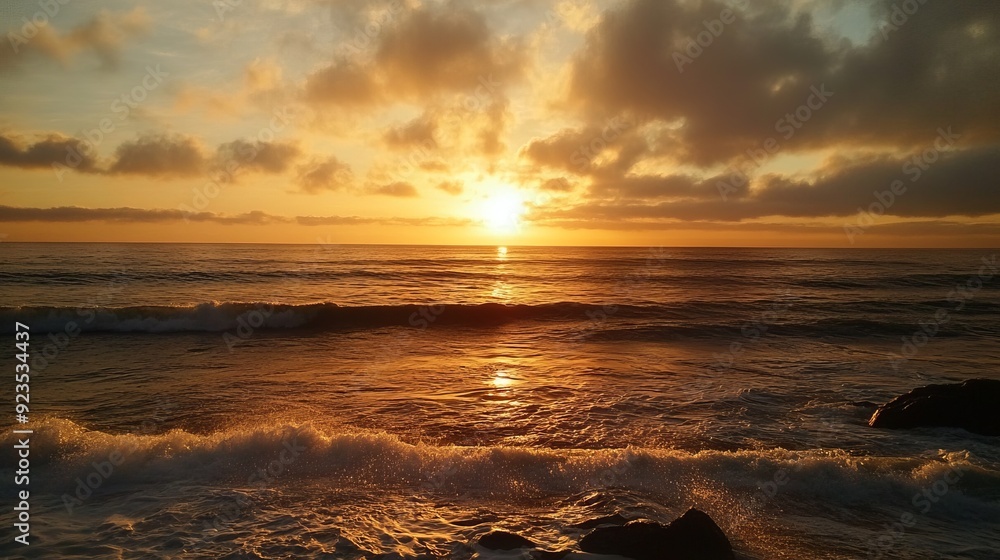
[868,378,1000,436]
[571,512,632,530]
[477,530,536,550]
[579,508,735,560]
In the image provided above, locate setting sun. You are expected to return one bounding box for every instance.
[478,186,526,234]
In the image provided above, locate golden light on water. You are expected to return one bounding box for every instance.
[491,369,516,388]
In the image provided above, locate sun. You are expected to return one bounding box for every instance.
[478,186,526,234]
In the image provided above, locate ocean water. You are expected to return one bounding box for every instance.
[1,243,998,559]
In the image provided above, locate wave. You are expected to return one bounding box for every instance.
[3,300,997,335]
[0,301,661,333]
[5,418,996,517]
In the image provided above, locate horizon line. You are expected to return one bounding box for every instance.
[1,241,997,250]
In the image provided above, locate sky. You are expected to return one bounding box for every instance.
[0,0,998,246]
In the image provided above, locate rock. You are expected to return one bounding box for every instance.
[579,508,735,560]
[571,512,632,530]
[477,530,536,550]
[868,378,1000,436]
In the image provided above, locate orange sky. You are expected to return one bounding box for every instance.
[1,0,998,246]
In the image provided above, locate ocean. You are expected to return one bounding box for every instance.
[1,243,998,559]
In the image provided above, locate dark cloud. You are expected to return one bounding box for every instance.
[304,4,526,107]
[296,156,353,193]
[0,130,310,181]
[534,146,1000,222]
[384,115,437,150]
[752,145,1000,219]
[304,62,382,106]
[566,0,1000,166]
[373,6,525,98]
[215,139,301,174]
[586,173,732,200]
[519,117,636,175]
[0,133,99,172]
[519,127,592,172]
[528,215,1000,238]
[510,0,1000,230]
[107,134,207,178]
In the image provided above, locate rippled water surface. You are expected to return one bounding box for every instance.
[1,244,998,559]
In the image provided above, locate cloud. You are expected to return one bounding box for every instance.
[0,129,306,181]
[0,133,99,172]
[533,146,1000,222]
[539,177,575,192]
[370,181,418,197]
[527,214,1000,238]
[383,114,437,150]
[304,61,382,106]
[586,173,727,200]
[0,205,284,225]
[304,4,526,107]
[0,205,471,227]
[565,0,1000,167]
[510,0,1000,228]
[107,134,208,178]
[1,7,150,70]
[373,6,525,98]
[215,140,301,174]
[520,126,602,173]
[296,156,353,193]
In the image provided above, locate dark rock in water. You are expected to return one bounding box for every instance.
[571,512,632,529]
[579,508,735,560]
[868,378,1000,436]
[477,530,536,550]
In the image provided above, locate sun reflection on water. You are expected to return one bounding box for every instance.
[491,369,515,388]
